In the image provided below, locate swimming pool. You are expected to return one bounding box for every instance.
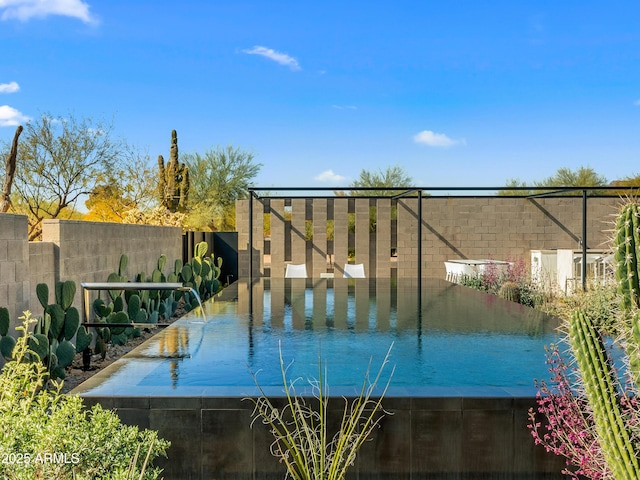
[75,278,566,479]
[77,278,559,396]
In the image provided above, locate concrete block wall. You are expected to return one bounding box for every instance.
[0,213,30,333]
[419,196,618,278]
[41,219,183,313]
[237,196,621,279]
[0,214,183,334]
[28,241,56,317]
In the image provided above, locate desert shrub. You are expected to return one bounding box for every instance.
[539,282,620,334]
[247,344,394,480]
[0,312,170,480]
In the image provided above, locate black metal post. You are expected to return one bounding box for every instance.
[418,190,423,318]
[249,191,254,282]
[418,190,423,287]
[582,189,587,291]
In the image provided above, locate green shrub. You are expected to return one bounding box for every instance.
[0,312,170,480]
[540,282,620,334]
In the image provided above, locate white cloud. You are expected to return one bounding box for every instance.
[0,0,96,23]
[0,81,19,93]
[413,130,465,147]
[634,99,640,106]
[315,169,346,183]
[331,105,357,110]
[242,45,301,71]
[0,105,30,126]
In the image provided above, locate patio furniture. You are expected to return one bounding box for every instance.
[444,261,476,283]
[445,259,511,283]
[285,263,307,278]
[343,263,366,278]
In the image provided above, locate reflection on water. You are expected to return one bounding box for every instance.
[79,278,562,394]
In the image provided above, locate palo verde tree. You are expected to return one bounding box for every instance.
[499,166,608,196]
[183,145,262,231]
[3,113,125,240]
[85,148,158,223]
[337,165,415,233]
[342,165,413,197]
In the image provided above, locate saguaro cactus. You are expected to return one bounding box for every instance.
[612,201,640,390]
[614,201,640,310]
[568,310,640,479]
[158,129,189,212]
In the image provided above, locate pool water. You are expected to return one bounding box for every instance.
[79,278,561,396]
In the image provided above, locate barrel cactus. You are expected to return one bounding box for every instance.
[498,281,521,304]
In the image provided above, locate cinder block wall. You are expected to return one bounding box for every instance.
[28,241,56,317]
[41,219,183,315]
[0,214,183,334]
[0,214,30,333]
[237,196,621,279]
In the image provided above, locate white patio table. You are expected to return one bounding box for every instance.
[444,259,511,282]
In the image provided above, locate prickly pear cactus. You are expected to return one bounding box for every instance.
[35,280,84,379]
[0,306,15,360]
[179,241,224,304]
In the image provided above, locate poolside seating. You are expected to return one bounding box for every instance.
[285,263,307,278]
[444,261,475,283]
[343,263,366,278]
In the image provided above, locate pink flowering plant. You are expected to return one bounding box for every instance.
[529,342,640,479]
[459,255,545,307]
[529,343,606,479]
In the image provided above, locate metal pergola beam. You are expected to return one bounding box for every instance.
[246,185,640,291]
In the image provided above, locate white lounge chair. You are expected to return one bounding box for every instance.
[343,263,365,278]
[285,263,307,278]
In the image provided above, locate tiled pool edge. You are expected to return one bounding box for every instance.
[79,392,566,479]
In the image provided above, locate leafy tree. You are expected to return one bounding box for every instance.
[2,113,125,240]
[609,174,640,196]
[337,165,414,233]
[499,166,608,196]
[85,149,157,223]
[342,165,413,196]
[538,166,607,189]
[183,145,262,231]
[498,178,532,196]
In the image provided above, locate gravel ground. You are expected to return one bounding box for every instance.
[60,305,187,394]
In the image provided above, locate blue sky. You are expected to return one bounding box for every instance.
[1,0,639,189]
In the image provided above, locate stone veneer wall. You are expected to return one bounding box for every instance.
[237,196,621,279]
[0,214,183,333]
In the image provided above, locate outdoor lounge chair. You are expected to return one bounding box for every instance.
[343,263,366,278]
[285,263,308,278]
